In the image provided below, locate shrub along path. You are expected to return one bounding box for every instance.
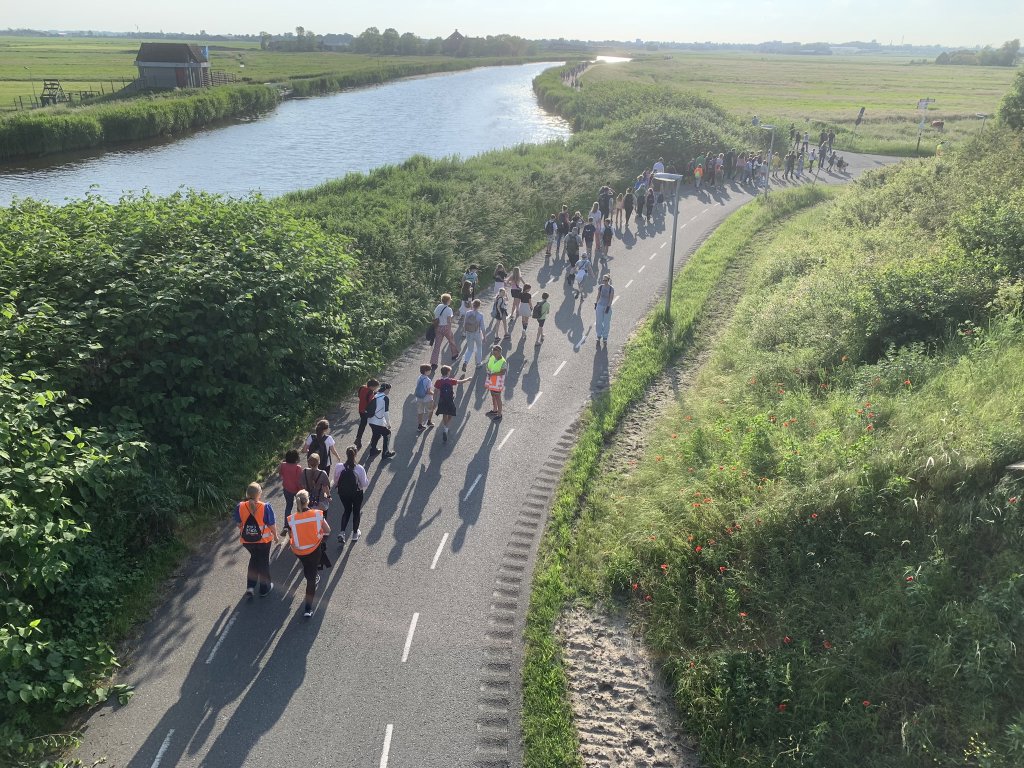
[73,154,895,768]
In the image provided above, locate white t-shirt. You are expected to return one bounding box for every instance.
[653,161,665,173]
[303,433,336,453]
[333,462,369,490]
[434,303,454,327]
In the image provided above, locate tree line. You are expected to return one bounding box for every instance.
[935,38,1020,66]
[261,26,537,57]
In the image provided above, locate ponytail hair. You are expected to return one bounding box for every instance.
[295,489,310,512]
[345,446,357,469]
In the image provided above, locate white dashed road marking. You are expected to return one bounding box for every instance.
[151,731,174,768]
[553,360,567,377]
[463,474,482,501]
[638,265,646,273]
[625,280,633,289]
[430,533,449,570]
[205,614,237,665]
[401,613,420,663]
[497,428,516,451]
[528,392,542,410]
[612,296,620,306]
[380,724,394,768]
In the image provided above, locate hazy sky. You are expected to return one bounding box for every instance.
[7,0,1023,48]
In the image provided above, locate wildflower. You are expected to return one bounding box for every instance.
[777,703,787,712]
[1010,497,1018,504]
[687,535,694,542]
[823,640,833,650]
[904,379,911,387]
[718,465,724,471]
[688,467,694,473]
[864,401,871,407]
[719,566,727,574]
[649,535,657,541]
[739,612,747,618]
[694,545,703,553]
[660,564,669,572]
[905,576,914,582]
[783,636,792,645]
[656,455,663,462]
[632,583,639,591]
[862,700,871,708]
[689,661,696,668]
[866,424,874,432]
[644,595,652,601]
[778,388,785,395]
[841,355,849,362]
[704,497,713,504]
[671,433,678,439]
[685,415,693,422]
[810,513,818,520]
[692,502,701,508]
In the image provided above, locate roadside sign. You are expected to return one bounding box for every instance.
[917,98,935,110]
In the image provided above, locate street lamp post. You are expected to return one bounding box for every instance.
[653,172,683,318]
[760,124,775,198]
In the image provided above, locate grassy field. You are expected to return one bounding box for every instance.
[525,126,1024,767]
[584,53,1017,154]
[0,35,531,111]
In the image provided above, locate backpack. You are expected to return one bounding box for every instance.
[464,310,481,334]
[361,394,379,420]
[307,433,330,469]
[544,219,556,235]
[240,502,263,543]
[336,464,360,499]
[415,375,430,399]
[302,468,329,510]
[557,212,570,234]
[532,301,545,320]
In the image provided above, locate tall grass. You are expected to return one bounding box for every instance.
[553,128,1024,767]
[0,84,279,160]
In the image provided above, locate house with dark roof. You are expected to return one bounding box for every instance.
[443,30,466,56]
[134,43,211,89]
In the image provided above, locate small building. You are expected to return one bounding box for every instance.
[134,43,211,89]
[443,30,465,56]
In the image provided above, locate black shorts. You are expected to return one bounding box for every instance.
[510,288,522,299]
[537,319,546,328]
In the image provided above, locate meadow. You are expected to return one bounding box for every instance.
[583,52,1017,154]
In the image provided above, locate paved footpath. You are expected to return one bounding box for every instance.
[75,156,897,768]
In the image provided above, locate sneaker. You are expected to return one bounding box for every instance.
[485,410,497,416]
[492,413,503,421]
[461,363,467,373]
[442,429,448,443]
[354,440,362,449]
[417,424,426,432]
[451,353,460,361]
[245,588,255,599]
[427,421,435,427]
[369,447,381,455]
[260,582,274,597]
[303,608,313,618]
[352,529,361,542]
[383,451,396,459]
[338,532,347,545]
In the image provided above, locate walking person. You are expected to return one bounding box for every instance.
[623,188,635,228]
[433,364,472,442]
[565,225,581,282]
[507,267,524,317]
[533,292,550,345]
[582,218,596,258]
[278,449,303,520]
[301,453,332,516]
[366,382,396,459]
[484,345,508,421]
[287,489,331,618]
[493,263,508,295]
[645,187,656,223]
[415,364,435,432]
[573,254,592,300]
[594,274,615,344]
[491,287,510,341]
[543,214,557,257]
[235,482,276,598]
[600,218,614,263]
[462,264,479,299]
[429,293,460,371]
[333,447,368,546]
[556,204,571,257]
[613,193,624,229]
[517,283,534,337]
[354,377,379,449]
[461,299,486,372]
[304,419,341,480]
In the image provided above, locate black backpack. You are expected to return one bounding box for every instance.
[544,219,556,235]
[307,433,330,469]
[240,502,263,543]
[361,394,379,420]
[337,464,360,498]
[532,301,546,320]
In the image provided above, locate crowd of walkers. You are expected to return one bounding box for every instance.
[234,143,847,615]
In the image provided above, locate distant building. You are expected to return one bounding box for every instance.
[443,29,465,56]
[134,43,210,89]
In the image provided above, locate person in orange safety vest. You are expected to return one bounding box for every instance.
[235,482,277,598]
[287,489,332,618]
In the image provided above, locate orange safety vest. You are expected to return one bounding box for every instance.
[288,509,325,556]
[238,500,275,545]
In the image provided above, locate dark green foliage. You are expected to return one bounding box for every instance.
[0,84,279,160]
[998,66,1024,130]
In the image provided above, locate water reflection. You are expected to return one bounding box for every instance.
[0,62,572,205]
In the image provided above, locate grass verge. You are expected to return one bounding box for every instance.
[522,184,836,767]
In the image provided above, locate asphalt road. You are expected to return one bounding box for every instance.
[74,155,897,768]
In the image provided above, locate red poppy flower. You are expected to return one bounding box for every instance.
[810,513,818,519]
[866,424,874,432]
[1010,497,1018,504]
[904,379,911,386]
[694,545,702,553]
[632,583,639,590]
[862,700,871,707]
[644,595,652,601]
[719,566,727,573]
[783,636,792,644]
[823,640,833,650]
[739,612,747,618]
[777,703,787,712]
[660,564,669,572]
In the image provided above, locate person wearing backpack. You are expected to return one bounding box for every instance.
[600,218,614,262]
[573,255,591,300]
[301,453,332,514]
[415,364,435,432]
[491,287,510,341]
[517,283,534,336]
[556,204,571,257]
[533,292,550,345]
[366,382,396,459]
[433,364,472,442]
[234,482,277,598]
[304,419,341,479]
[354,377,379,450]
[333,447,369,546]
[544,214,557,257]
[287,489,331,618]
[461,298,486,373]
[565,226,581,282]
[429,293,460,371]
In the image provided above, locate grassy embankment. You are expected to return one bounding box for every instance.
[524,124,1024,768]
[0,64,753,765]
[0,35,555,160]
[582,52,1016,156]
